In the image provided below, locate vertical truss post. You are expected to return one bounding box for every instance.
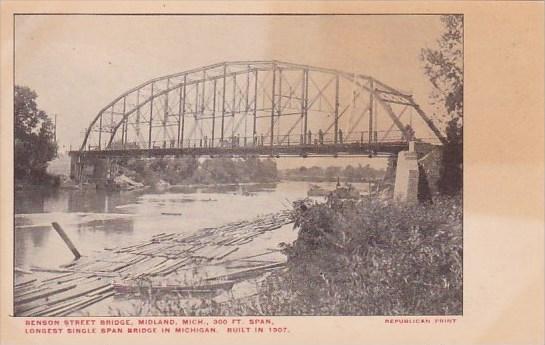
[98,114,103,150]
[195,81,199,115]
[177,76,185,148]
[122,97,127,148]
[212,79,217,147]
[136,89,141,146]
[245,66,250,144]
[148,83,155,149]
[180,76,187,148]
[163,79,169,146]
[270,63,277,147]
[334,73,340,144]
[221,63,227,144]
[110,107,114,145]
[110,108,117,149]
[277,68,282,144]
[253,70,258,145]
[232,74,236,140]
[368,79,374,148]
[303,69,308,144]
[194,81,199,145]
[201,71,206,115]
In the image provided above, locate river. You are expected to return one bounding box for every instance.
[14,181,370,271]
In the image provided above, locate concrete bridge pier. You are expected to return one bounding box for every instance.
[69,152,83,182]
[69,153,115,186]
[393,141,442,203]
[394,141,419,203]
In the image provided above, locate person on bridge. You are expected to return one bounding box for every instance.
[308,130,312,145]
[318,129,324,145]
[404,124,415,141]
[338,129,343,144]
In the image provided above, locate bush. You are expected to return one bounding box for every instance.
[255,196,463,315]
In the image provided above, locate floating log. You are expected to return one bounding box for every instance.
[14,278,36,287]
[52,291,115,317]
[205,262,286,282]
[15,283,77,306]
[113,280,235,295]
[15,267,33,275]
[16,280,112,315]
[51,222,81,260]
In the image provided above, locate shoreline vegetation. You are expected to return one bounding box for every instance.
[280,164,385,183]
[118,157,279,187]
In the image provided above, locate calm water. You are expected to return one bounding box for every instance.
[15,181,369,269]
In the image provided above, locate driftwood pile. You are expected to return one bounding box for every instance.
[14,210,294,316]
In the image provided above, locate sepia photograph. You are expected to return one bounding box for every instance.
[12,13,464,317]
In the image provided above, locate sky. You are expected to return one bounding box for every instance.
[15,14,445,170]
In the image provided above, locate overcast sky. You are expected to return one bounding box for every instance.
[15,14,444,169]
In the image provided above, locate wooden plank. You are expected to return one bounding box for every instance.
[52,292,115,317]
[152,257,190,276]
[16,280,112,315]
[15,284,77,306]
[14,278,37,287]
[205,262,285,282]
[214,247,240,260]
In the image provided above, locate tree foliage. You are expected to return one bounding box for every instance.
[421,15,463,124]
[283,164,384,182]
[120,156,278,185]
[14,85,57,184]
[421,15,463,195]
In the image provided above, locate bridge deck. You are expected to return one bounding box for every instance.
[72,142,408,159]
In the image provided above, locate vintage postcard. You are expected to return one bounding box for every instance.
[1,1,543,344]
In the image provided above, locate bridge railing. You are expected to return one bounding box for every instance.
[98,130,406,152]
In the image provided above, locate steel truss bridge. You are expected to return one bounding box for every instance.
[75,60,445,160]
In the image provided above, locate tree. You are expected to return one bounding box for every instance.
[421,15,463,195]
[14,86,57,184]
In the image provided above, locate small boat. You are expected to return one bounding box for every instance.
[307,184,329,197]
[332,183,361,199]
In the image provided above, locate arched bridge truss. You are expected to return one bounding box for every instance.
[79,61,445,158]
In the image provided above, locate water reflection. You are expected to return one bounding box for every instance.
[14,181,369,269]
[67,190,142,214]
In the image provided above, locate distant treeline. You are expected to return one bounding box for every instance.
[281,164,385,182]
[118,156,278,186]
